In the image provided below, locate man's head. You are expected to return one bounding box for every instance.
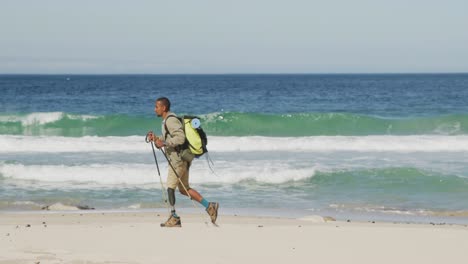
[155,97,171,117]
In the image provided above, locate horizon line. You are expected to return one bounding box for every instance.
[1,72,468,76]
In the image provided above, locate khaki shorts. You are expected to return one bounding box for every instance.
[166,151,191,190]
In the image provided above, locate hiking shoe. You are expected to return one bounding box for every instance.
[160,215,181,227]
[206,202,219,224]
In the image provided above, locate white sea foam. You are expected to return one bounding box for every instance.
[0,135,145,153]
[0,112,98,126]
[0,163,158,185]
[2,135,468,153]
[0,161,316,185]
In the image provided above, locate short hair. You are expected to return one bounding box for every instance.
[156,97,171,111]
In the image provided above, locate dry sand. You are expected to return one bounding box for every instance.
[1,211,467,264]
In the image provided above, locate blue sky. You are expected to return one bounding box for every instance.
[1,0,467,74]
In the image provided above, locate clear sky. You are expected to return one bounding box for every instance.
[1,0,467,74]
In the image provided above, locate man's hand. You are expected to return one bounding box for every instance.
[155,138,165,149]
[146,131,164,148]
[146,131,155,142]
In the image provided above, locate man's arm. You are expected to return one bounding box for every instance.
[164,117,185,147]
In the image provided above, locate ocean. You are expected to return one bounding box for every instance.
[1,74,468,224]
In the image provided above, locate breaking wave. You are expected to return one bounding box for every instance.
[1,112,468,136]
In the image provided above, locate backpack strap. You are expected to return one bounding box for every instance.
[164,114,188,151]
[164,114,180,140]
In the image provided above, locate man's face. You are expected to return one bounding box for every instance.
[154,100,165,117]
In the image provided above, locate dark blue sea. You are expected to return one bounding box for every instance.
[1,74,468,223]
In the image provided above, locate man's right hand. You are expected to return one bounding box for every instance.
[146,131,155,142]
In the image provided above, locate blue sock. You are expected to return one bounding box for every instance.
[171,210,179,218]
[200,198,209,208]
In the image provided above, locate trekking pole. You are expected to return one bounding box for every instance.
[158,148,194,200]
[145,132,170,213]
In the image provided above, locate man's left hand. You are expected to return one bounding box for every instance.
[155,138,165,148]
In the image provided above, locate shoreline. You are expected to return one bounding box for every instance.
[3,209,468,227]
[2,211,468,263]
[2,206,468,226]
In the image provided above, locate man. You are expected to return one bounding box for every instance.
[147,97,219,227]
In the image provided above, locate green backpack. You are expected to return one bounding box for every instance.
[164,115,208,161]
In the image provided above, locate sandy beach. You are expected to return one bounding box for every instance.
[1,211,467,264]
